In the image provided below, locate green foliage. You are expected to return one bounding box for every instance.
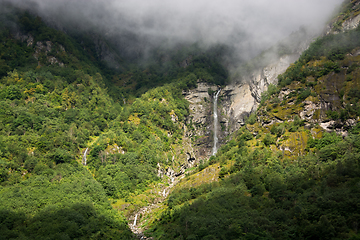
[326,110,340,120]
[267,83,279,96]
[317,61,341,77]
[278,28,360,88]
[0,203,132,240]
[246,112,257,125]
[96,161,158,198]
[0,10,196,236]
[238,129,253,141]
[263,133,275,146]
[148,131,360,240]
[270,124,285,137]
[0,163,132,239]
[2,3,360,240]
[348,88,360,104]
[350,122,360,134]
[307,132,342,149]
[301,30,360,63]
[295,88,311,104]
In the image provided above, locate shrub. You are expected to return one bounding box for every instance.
[246,113,257,125]
[263,133,275,146]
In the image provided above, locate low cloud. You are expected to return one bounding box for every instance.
[2,0,343,64]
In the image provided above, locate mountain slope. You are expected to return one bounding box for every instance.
[144,2,360,239]
[0,4,231,239]
[1,1,359,240]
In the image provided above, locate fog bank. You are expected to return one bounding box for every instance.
[2,0,343,63]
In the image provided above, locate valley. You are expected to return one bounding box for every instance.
[1,0,360,239]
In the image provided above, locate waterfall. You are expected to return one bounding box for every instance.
[133,214,138,227]
[212,89,221,155]
[82,148,88,166]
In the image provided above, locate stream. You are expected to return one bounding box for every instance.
[212,89,221,155]
[129,175,184,239]
[82,148,88,166]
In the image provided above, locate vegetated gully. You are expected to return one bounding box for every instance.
[82,89,222,238]
[129,88,222,238]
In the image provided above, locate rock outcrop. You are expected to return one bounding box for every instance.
[247,54,301,102]
[181,47,308,159]
[14,31,65,67]
[182,82,217,160]
[182,50,305,159]
[325,0,360,35]
[221,82,256,132]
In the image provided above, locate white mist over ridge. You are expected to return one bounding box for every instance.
[2,0,342,61]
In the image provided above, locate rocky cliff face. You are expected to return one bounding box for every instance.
[14,32,65,67]
[247,54,301,102]
[183,6,360,160]
[325,0,360,35]
[182,82,218,160]
[182,46,309,160]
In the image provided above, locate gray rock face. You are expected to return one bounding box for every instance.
[342,14,360,31]
[180,27,318,157]
[325,1,360,35]
[279,86,356,136]
[182,51,303,159]
[33,41,65,67]
[14,30,65,67]
[221,82,256,132]
[299,101,320,121]
[184,82,217,129]
[14,32,34,46]
[182,82,217,159]
[182,81,255,159]
[247,54,301,102]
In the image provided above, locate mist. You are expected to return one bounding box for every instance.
[2,0,343,65]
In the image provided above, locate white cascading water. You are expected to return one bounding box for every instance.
[212,89,221,155]
[82,148,88,166]
[133,214,138,227]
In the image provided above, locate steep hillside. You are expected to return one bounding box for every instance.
[144,1,360,239]
[179,24,323,161]
[1,1,359,240]
[0,4,232,239]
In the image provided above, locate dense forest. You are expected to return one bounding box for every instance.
[0,4,231,239]
[1,0,360,239]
